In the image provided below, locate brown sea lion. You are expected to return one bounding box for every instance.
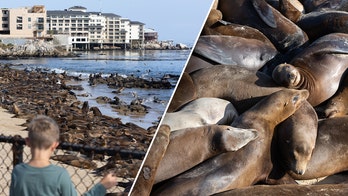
[154,125,258,184]
[272,33,348,106]
[185,53,215,74]
[191,65,284,113]
[130,125,171,196]
[296,10,348,41]
[214,184,348,196]
[152,89,309,195]
[324,74,348,118]
[162,97,238,131]
[289,116,348,180]
[201,9,275,46]
[276,100,318,175]
[194,35,278,70]
[218,0,308,52]
[301,0,348,12]
[167,72,196,112]
[279,0,305,23]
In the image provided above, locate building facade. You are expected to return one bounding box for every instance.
[0,5,147,49]
[47,6,145,49]
[0,5,46,38]
[144,28,158,42]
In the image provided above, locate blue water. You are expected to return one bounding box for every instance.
[1,49,191,128]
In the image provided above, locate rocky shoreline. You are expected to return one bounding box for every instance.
[0,39,76,59]
[0,39,190,59]
[0,63,173,183]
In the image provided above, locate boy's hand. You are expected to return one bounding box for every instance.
[100,173,118,189]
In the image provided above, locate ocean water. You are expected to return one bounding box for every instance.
[1,49,191,128]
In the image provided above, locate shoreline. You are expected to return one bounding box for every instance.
[0,107,27,137]
[0,63,156,186]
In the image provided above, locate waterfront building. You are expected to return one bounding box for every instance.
[0,5,147,49]
[47,6,145,49]
[144,28,158,42]
[0,5,46,38]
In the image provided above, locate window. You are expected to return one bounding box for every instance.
[2,17,8,21]
[17,16,22,23]
[28,17,31,22]
[2,24,8,28]
[28,24,31,29]
[37,17,44,23]
[16,24,22,30]
[37,24,44,30]
[2,10,8,14]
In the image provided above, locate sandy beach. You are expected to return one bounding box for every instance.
[0,107,27,137]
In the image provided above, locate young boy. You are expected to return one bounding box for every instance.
[10,115,118,196]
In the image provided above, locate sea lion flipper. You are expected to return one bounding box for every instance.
[252,0,277,28]
[194,35,238,65]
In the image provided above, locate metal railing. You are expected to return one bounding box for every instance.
[0,134,145,195]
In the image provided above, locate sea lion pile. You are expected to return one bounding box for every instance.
[131,0,348,195]
[0,63,161,188]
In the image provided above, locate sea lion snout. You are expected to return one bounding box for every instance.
[272,63,300,88]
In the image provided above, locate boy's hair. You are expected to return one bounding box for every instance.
[27,115,60,149]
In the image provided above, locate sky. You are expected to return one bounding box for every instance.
[1,0,213,44]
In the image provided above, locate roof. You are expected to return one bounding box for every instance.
[144,28,157,33]
[130,21,145,25]
[47,10,121,18]
[47,10,88,17]
[69,6,87,10]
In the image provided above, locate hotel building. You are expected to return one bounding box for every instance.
[1,5,148,49]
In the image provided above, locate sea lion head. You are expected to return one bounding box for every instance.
[272,63,301,88]
[283,139,313,175]
[325,98,345,118]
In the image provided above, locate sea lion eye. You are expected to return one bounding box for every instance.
[292,95,299,104]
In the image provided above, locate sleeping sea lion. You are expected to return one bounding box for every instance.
[152,89,309,195]
[272,33,348,106]
[289,116,348,180]
[194,35,278,70]
[154,125,258,184]
[162,97,238,131]
[218,0,308,52]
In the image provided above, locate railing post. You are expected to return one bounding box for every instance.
[12,135,24,166]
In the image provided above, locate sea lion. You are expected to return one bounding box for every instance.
[154,125,258,184]
[201,9,275,46]
[152,89,309,195]
[272,33,348,106]
[214,184,348,195]
[289,116,348,180]
[277,100,318,175]
[167,72,196,112]
[194,35,278,70]
[324,74,348,118]
[190,65,283,113]
[279,0,305,23]
[301,0,348,12]
[162,97,238,131]
[218,0,308,52]
[130,125,171,196]
[185,53,215,74]
[296,10,348,41]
